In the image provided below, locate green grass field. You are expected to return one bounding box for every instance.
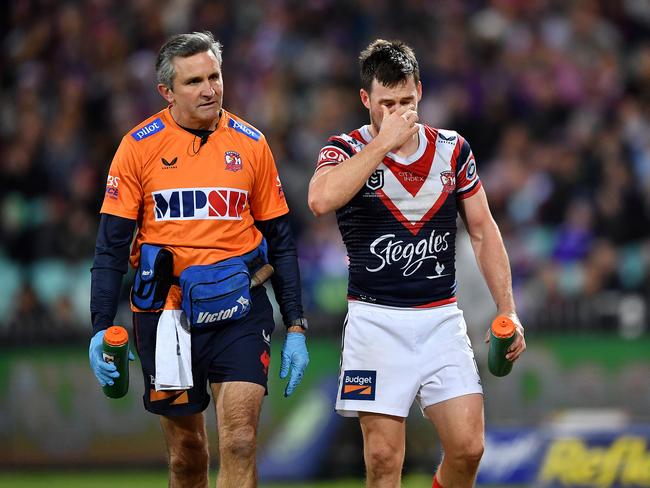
[0,472,433,488]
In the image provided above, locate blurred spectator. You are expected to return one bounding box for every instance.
[2,0,650,338]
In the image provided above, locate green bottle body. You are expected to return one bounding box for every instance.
[102,326,129,399]
[488,329,515,377]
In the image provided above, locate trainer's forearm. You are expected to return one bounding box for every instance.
[308,138,390,216]
[90,214,136,334]
[469,219,516,315]
[91,267,124,334]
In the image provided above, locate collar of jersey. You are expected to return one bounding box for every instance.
[162,106,229,135]
[359,124,426,165]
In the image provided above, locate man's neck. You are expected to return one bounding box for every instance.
[169,106,221,131]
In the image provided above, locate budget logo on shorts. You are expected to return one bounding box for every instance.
[341,370,376,400]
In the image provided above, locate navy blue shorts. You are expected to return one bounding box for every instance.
[133,286,275,416]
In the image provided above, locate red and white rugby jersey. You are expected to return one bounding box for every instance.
[315,124,481,308]
[100,107,288,276]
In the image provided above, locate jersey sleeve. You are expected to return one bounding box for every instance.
[99,137,143,219]
[249,136,289,221]
[315,136,355,172]
[455,137,482,200]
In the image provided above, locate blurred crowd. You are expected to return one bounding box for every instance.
[2,0,650,340]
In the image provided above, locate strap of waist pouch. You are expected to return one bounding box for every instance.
[171,239,269,285]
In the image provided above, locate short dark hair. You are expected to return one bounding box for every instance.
[156,31,223,89]
[359,39,420,92]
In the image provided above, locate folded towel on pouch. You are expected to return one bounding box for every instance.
[154,286,193,391]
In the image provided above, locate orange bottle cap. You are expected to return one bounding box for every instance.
[104,325,129,346]
[491,316,516,339]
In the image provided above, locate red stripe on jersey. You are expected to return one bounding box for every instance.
[347,296,457,308]
[349,129,364,142]
[414,296,457,308]
[458,180,482,199]
[376,186,450,237]
[316,161,340,171]
[383,137,437,197]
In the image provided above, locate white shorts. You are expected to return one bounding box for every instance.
[335,301,483,418]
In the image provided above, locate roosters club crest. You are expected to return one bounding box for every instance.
[440,171,455,193]
[366,169,384,191]
[224,151,243,172]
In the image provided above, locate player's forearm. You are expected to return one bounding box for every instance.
[308,138,390,216]
[469,220,516,315]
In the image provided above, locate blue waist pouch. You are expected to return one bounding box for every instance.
[131,244,174,311]
[179,240,268,328]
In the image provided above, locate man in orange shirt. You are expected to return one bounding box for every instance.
[89,31,308,487]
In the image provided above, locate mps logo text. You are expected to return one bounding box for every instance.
[341,370,376,401]
[153,187,248,221]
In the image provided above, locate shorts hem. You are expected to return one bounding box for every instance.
[208,377,269,395]
[144,398,211,416]
[419,389,484,413]
[335,404,408,418]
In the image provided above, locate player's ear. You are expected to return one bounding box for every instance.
[360,89,371,110]
[157,84,174,104]
[416,80,422,102]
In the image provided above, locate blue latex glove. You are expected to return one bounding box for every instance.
[279,332,309,397]
[88,330,135,387]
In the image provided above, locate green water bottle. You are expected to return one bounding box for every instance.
[488,316,516,377]
[102,325,130,398]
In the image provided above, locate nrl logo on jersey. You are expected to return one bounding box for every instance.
[224,151,243,172]
[366,169,384,191]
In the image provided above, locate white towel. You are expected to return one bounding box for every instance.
[154,309,193,391]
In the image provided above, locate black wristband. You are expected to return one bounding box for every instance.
[286,317,308,330]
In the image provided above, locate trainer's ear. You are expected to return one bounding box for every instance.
[158,84,174,104]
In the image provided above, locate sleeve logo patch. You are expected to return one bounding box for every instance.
[466,156,477,180]
[131,118,165,141]
[340,370,376,400]
[318,146,348,164]
[228,118,261,141]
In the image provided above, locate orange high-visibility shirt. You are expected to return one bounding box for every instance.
[100,107,288,275]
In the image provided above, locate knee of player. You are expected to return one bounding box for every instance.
[219,425,257,459]
[365,442,404,473]
[447,437,484,466]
